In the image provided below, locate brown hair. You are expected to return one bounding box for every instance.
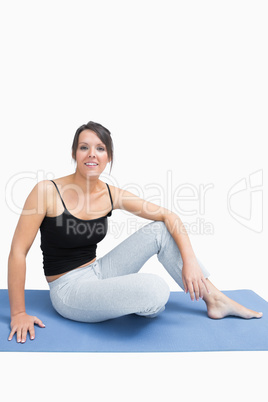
[72,121,114,173]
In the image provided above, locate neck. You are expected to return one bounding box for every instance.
[71,171,100,194]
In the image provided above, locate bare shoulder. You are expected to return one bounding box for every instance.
[23,180,53,215]
[104,183,166,221]
[26,179,52,201]
[104,183,119,209]
[105,184,138,210]
[26,178,67,216]
[34,179,56,198]
[35,175,72,210]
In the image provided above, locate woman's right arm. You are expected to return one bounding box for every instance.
[8,180,50,343]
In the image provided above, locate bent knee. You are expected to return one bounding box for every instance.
[145,220,167,236]
[143,273,170,306]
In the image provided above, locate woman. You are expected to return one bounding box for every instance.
[8,121,263,343]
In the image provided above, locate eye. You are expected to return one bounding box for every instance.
[79,145,105,151]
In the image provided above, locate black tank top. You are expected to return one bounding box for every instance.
[40,180,113,276]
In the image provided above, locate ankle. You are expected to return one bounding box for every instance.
[203,286,221,305]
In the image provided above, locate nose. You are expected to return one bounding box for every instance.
[88,147,96,158]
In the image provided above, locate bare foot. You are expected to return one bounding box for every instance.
[203,280,263,320]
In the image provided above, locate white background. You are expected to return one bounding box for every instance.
[1,1,267,401]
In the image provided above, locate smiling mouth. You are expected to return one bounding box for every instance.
[85,163,98,166]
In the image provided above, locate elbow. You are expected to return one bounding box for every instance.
[9,247,28,261]
[161,209,177,222]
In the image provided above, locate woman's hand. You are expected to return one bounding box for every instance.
[182,259,210,301]
[8,312,46,343]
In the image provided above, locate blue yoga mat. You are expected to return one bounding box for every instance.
[0,289,267,352]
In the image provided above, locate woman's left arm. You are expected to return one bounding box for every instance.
[160,211,210,301]
[111,186,210,301]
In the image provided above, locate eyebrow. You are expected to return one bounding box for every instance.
[78,141,105,146]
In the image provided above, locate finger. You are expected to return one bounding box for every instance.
[182,278,188,293]
[29,326,35,341]
[202,277,211,294]
[8,328,16,341]
[188,282,195,301]
[193,280,199,301]
[21,327,28,343]
[34,317,45,328]
[16,328,22,343]
[199,280,204,299]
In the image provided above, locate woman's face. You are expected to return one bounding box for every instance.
[75,129,110,177]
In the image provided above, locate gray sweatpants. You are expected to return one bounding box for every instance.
[48,221,210,323]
